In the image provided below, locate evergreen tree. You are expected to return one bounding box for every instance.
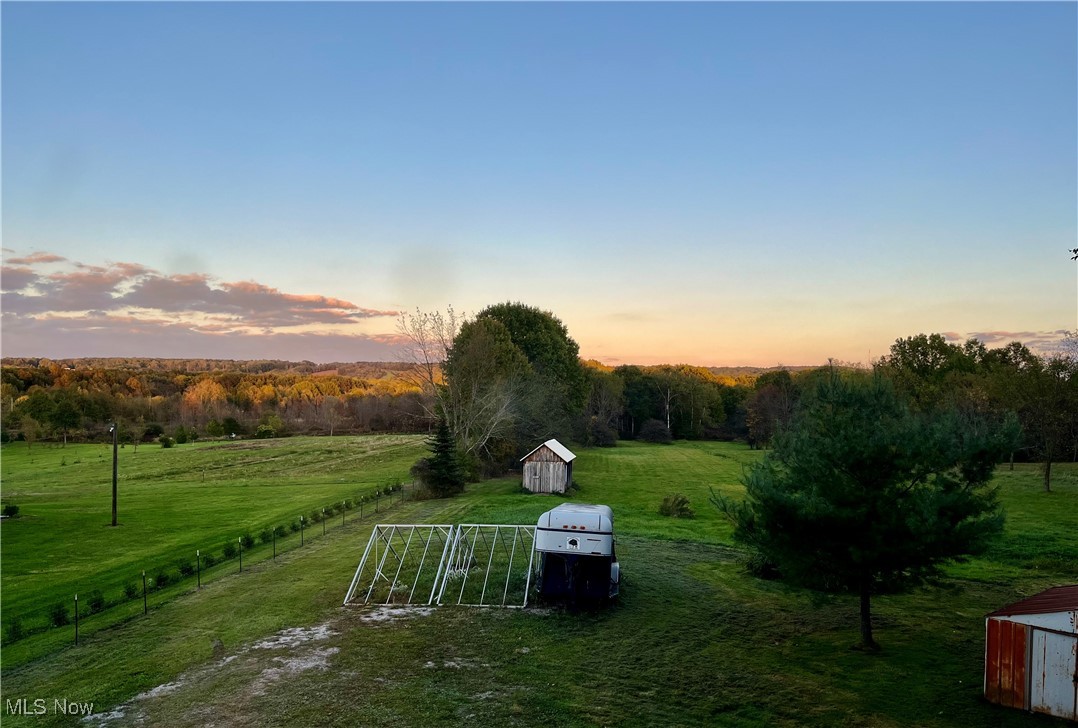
[718,370,1017,649]
[423,418,465,498]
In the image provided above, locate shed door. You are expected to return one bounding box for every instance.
[523,463,541,492]
[544,461,566,492]
[985,618,1029,709]
[1030,628,1078,720]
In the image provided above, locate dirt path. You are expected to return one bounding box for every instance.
[81,607,442,727]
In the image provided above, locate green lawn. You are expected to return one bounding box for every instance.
[2,438,1076,726]
[0,435,426,633]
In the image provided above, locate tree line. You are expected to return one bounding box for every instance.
[0,360,428,446]
[401,305,1076,488]
[3,318,1075,492]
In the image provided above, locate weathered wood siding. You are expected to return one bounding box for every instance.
[523,460,567,494]
[525,446,563,463]
[522,444,574,493]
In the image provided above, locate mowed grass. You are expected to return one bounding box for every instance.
[2,438,1076,727]
[427,439,759,544]
[0,435,426,626]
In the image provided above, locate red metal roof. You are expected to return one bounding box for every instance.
[987,584,1078,618]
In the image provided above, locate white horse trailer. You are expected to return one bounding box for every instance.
[534,503,620,602]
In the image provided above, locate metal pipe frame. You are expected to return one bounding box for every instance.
[345,524,538,609]
[344,525,454,606]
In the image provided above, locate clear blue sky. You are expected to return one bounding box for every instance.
[3,2,1075,365]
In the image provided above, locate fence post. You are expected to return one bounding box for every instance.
[197,549,201,589]
[322,508,326,536]
[238,537,243,573]
[74,594,79,646]
[273,529,277,559]
[142,571,147,614]
[341,503,345,528]
[300,516,305,546]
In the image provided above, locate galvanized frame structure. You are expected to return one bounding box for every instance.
[344,524,537,609]
[343,524,455,606]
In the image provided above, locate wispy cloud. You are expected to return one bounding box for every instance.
[2,251,403,360]
[962,329,1073,354]
[1,312,404,361]
[4,252,67,265]
[605,311,654,323]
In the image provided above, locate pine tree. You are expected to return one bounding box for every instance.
[718,370,1017,649]
[425,417,464,498]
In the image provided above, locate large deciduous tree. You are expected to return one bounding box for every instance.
[879,333,980,411]
[471,302,587,449]
[581,366,624,446]
[744,370,799,449]
[50,392,81,447]
[476,302,587,407]
[719,370,1017,650]
[1016,354,1078,491]
[441,317,531,457]
[396,303,587,468]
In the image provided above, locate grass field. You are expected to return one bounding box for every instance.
[2,437,1076,726]
[0,435,426,634]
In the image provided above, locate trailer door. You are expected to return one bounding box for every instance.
[1030,628,1078,720]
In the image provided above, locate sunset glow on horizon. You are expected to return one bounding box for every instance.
[3,3,1075,367]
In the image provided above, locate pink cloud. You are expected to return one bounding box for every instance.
[2,251,404,359]
[367,333,413,346]
[963,330,1073,354]
[1,266,39,292]
[117,275,397,326]
[5,252,67,265]
[1,312,404,361]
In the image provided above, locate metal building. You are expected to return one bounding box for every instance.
[984,584,1077,721]
[520,439,575,494]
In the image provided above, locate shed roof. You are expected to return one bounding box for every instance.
[520,438,576,463]
[987,584,1078,618]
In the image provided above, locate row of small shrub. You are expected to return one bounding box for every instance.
[2,483,409,644]
[40,583,123,634]
[151,425,202,448]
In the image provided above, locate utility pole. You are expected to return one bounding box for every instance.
[109,423,118,526]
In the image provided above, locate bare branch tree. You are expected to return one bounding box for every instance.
[445,371,523,457]
[397,307,531,456]
[317,395,344,436]
[440,317,529,456]
[395,306,466,419]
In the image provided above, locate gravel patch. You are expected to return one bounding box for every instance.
[359,606,434,623]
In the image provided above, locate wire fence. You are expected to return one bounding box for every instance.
[2,478,419,647]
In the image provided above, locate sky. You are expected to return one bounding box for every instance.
[2,2,1076,367]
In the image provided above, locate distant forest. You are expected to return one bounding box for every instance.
[0,354,804,447]
[2,332,1075,489]
[1,357,428,443]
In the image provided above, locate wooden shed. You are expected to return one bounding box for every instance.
[984,584,1077,721]
[521,439,576,494]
